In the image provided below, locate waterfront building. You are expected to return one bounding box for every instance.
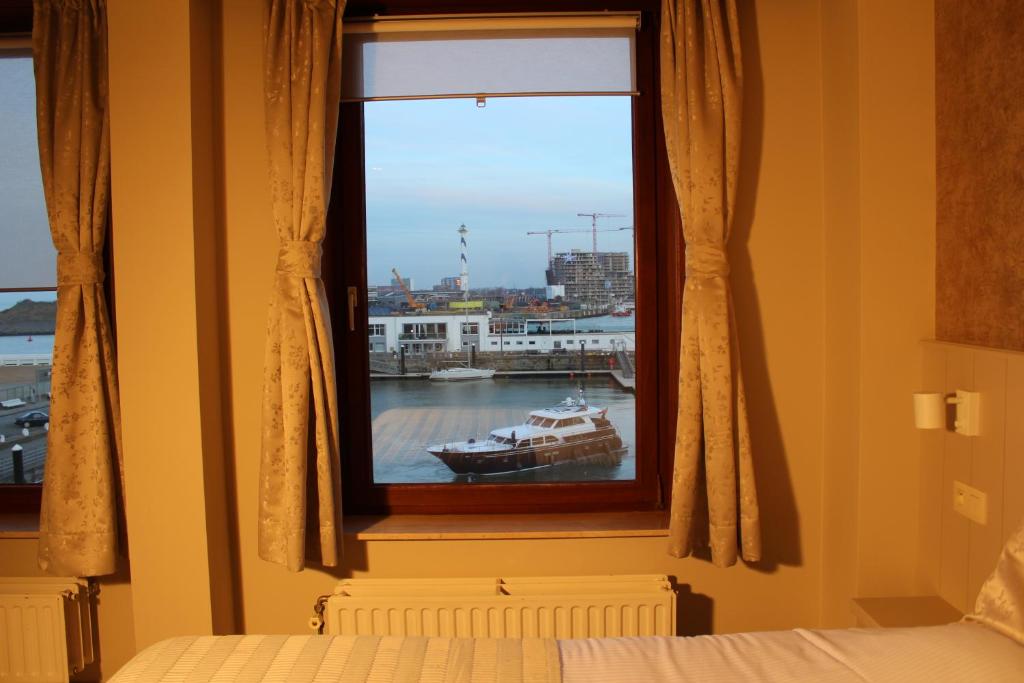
[547,249,635,309]
[545,284,566,300]
[368,312,635,355]
[436,275,462,291]
[389,275,415,290]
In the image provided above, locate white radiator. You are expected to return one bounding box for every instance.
[0,578,94,683]
[315,575,676,638]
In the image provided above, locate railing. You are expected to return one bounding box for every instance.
[398,333,448,341]
[616,348,635,378]
[0,354,52,367]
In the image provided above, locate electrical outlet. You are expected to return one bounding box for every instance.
[953,481,987,525]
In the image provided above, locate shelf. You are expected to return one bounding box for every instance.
[851,596,963,628]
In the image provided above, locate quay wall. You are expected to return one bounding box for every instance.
[370,351,633,375]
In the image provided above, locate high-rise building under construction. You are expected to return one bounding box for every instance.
[547,249,634,309]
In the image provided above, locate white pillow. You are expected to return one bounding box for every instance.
[966,516,1024,644]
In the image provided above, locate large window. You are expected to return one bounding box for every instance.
[0,46,58,506]
[328,0,677,514]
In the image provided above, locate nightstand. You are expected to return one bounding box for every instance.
[851,596,963,628]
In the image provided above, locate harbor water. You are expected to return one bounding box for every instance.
[370,375,636,484]
[0,334,54,356]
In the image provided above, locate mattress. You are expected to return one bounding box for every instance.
[110,623,1024,683]
[561,623,1024,682]
[109,635,562,683]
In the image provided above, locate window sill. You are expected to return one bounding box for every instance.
[343,511,669,541]
[0,513,40,539]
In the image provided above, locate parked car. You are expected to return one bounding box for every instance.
[14,411,48,427]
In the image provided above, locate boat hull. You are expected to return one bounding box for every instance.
[429,427,624,475]
[428,367,496,381]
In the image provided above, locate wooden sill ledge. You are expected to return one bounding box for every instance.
[344,511,670,541]
[1,511,670,542]
[0,513,41,539]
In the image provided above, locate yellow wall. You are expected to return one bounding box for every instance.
[0,0,939,673]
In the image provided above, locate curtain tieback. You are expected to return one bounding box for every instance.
[277,240,322,278]
[57,251,105,285]
[685,244,730,279]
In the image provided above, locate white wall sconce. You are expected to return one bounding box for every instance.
[914,390,980,436]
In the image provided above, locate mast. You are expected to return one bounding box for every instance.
[459,224,470,362]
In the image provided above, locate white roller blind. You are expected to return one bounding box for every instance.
[341,13,639,102]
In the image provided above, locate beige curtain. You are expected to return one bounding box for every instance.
[661,0,761,566]
[33,0,125,577]
[258,0,345,571]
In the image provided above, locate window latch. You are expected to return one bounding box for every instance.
[347,286,358,332]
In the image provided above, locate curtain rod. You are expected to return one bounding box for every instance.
[343,12,641,35]
[342,91,640,104]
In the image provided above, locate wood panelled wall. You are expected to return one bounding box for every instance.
[919,342,1024,614]
[935,0,1024,351]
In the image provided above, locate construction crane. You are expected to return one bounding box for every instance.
[577,212,627,254]
[390,267,424,310]
[527,226,635,266]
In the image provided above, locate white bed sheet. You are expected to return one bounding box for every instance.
[560,623,1024,682]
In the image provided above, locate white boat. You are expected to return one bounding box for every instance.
[429,364,496,381]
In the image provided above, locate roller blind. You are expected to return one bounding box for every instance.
[341,13,640,102]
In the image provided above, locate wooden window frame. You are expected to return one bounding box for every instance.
[325,0,681,515]
[0,18,46,514]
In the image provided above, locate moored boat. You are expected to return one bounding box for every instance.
[429,364,496,381]
[427,390,624,475]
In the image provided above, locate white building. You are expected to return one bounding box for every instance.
[545,284,565,300]
[368,313,635,355]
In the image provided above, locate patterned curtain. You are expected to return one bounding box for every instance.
[33,0,125,577]
[660,0,761,566]
[258,0,345,571]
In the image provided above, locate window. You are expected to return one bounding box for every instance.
[368,323,386,336]
[328,0,677,514]
[0,43,59,512]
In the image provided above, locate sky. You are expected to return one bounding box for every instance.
[364,96,635,289]
[1,63,635,294]
[0,56,57,289]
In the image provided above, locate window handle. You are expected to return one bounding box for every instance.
[347,286,358,332]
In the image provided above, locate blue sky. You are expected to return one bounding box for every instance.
[0,56,57,289]
[364,96,635,289]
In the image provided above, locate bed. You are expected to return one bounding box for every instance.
[110,522,1024,682]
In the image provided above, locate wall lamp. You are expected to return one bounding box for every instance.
[914,390,980,436]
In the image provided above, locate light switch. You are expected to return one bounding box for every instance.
[953,480,987,525]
